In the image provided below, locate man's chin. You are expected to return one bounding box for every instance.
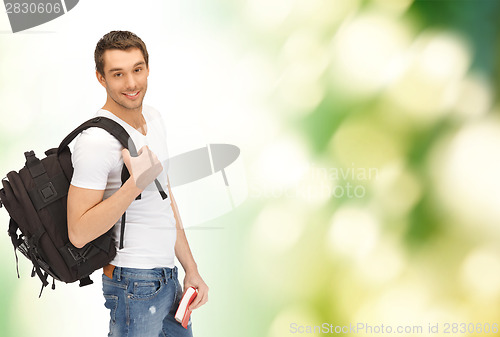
[125,102,143,110]
[116,98,144,111]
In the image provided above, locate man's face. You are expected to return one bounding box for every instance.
[98,48,149,111]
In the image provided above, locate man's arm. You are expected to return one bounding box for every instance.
[68,146,161,248]
[167,175,209,310]
[67,179,142,248]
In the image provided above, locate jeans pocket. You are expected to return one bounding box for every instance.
[169,277,183,314]
[104,295,119,324]
[174,278,183,305]
[130,280,162,299]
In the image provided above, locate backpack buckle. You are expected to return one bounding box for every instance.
[24,150,35,158]
[39,182,57,202]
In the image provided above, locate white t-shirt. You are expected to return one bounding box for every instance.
[70,105,176,269]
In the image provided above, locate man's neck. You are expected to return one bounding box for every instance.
[102,101,147,135]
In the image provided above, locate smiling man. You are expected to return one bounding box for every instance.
[67,30,208,336]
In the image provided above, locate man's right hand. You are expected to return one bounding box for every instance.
[122,146,163,191]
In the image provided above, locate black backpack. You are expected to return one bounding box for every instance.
[0,116,167,296]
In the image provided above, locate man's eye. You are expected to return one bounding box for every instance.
[114,73,122,77]
[135,68,142,72]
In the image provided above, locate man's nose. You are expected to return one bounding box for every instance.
[125,74,137,89]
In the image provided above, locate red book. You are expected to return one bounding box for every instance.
[175,286,198,329]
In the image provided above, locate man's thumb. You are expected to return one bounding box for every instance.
[122,148,131,166]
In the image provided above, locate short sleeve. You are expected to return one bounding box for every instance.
[70,127,123,190]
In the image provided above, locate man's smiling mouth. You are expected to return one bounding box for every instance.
[123,91,139,98]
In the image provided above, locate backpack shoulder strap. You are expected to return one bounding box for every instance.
[57,116,138,155]
[58,117,166,197]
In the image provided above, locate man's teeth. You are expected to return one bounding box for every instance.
[125,92,139,96]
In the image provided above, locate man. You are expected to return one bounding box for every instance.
[67,30,208,336]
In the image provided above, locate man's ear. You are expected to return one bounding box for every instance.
[96,70,107,88]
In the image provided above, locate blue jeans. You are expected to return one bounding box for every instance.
[102,266,193,337]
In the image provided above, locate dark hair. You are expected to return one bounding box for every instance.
[94,30,149,76]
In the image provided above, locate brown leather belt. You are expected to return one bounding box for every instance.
[103,264,115,279]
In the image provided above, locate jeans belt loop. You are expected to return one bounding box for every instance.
[116,267,122,281]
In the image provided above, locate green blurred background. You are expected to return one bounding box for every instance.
[1,0,500,336]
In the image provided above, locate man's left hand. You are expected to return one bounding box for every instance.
[183,270,209,310]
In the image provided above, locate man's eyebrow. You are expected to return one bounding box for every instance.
[107,61,146,73]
